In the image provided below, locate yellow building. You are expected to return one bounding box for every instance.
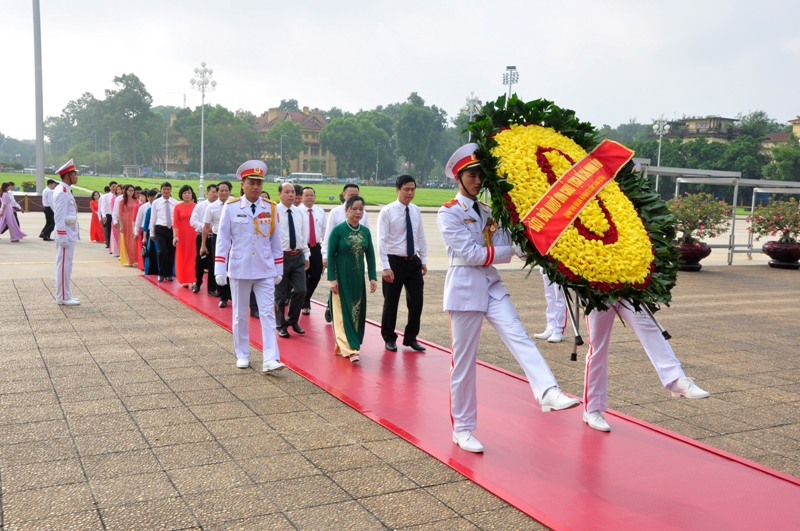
[667,116,738,143]
[255,107,337,176]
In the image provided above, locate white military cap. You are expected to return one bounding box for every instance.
[236,160,267,181]
[56,159,78,176]
[445,143,480,179]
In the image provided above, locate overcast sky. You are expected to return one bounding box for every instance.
[4,0,799,141]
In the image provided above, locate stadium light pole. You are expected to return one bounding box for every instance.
[462,92,481,141]
[653,115,670,195]
[502,66,519,104]
[190,62,216,198]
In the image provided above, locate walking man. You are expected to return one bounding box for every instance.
[39,179,57,241]
[99,182,117,249]
[191,183,218,294]
[377,174,427,352]
[53,160,81,306]
[274,182,309,337]
[214,161,285,372]
[149,182,178,282]
[439,144,579,453]
[300,186,326,315]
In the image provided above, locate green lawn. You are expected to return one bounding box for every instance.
[1,173,458,207]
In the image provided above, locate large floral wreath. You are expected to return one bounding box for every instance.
[467,96,679,313]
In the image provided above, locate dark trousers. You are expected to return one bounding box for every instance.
[153,225,175,278]
[302,244,323,309]
[275,252,307,328]
[144,234,159,275]
[103,214,112,248]
[381,255,424,343]
[40,206,54,238]
[194,233,217,293]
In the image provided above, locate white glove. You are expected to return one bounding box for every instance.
[274,275,282,285]
[512,244,526,258]
[56,236,69,249]
[215,274,227,286]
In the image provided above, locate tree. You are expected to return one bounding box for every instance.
[764,137,800,182]
[394,93,447,181]
[737,110,787,138]
[320,117,389,180]
[278,99,300,112]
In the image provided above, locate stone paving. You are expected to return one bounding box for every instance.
[0,212,798,529]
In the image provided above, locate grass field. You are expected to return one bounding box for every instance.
[0,173,458,207]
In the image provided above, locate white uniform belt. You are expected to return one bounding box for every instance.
[450,257,469,266]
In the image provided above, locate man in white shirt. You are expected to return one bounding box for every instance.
[274,182,309,337]
[377,175,428,352]
[299,186,326,315]
[148,182,178,282]
[98,182,117,249]
[190,184,218,294]
[39,179,57,241]
[202,181,232,305]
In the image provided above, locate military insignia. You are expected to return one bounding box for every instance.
[226,197,239,204]
[257,212,268,219]
[236,214,247,218]
[464,218,477,224]
[443,199,458,208]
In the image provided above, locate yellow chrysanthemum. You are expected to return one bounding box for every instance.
[491,124,654,285]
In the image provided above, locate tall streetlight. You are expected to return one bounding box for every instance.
[653,115,671,195]
[462,92,481,141]
[190,62,216,198]
[502,66,519,103]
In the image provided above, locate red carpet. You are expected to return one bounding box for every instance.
[147,276,800,530]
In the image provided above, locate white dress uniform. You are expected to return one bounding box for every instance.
[584,301,690,413]
[53,169,80,304]
[215,194,284,366]
[539,268,567,336]
[438,192,560,433]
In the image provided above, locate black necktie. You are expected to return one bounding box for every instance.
[251,203,256,215]
[472,201,482,220]
[287,209,296,250]
[405,206,414,257]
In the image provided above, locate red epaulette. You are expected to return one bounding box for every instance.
[442,199,458,208]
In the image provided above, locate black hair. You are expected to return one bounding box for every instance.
[342,183,360,193]
[178,184,196,202]
[217,181,232,192]
[344,195,365,210]
[104,185,111,192]
[206,183,218,192]
[147,188,158,198]
[294,184,303,195]
[160,182,172,190]
[395,174,416,189]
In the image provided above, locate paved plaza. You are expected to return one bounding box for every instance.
[0,211,798,529]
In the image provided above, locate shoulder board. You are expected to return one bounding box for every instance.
[226,197,239,204]
[443,199,459,208]
[61,186,68,192]
[478,200,490,208]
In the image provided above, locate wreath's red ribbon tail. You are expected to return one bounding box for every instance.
[522,140,634,255]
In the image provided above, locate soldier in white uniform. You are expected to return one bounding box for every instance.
[53,159,81,306]
[533,268,567,343]
[214,161,286,373]
[438,144,579,453]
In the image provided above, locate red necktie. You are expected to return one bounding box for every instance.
[308,208,317,247]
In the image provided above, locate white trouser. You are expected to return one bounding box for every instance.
[584,301,685,413]
[541,271,566,333]
[448,295,558,432]
[230,278,280,363]
[55,243,75,302]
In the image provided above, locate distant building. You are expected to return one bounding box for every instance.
[666,116,739,143]
[255,107,338,177]
[761,118,799,151]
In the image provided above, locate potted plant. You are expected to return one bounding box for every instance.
[747,198,800,269]
[667,192,732,271]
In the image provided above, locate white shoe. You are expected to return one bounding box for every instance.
[262,360,286,373]
[236,358,249,369]
[57,299,81,306]
[452,430,484,453]
[669,377,709,399]
[583,411,611,432]
[349,355,360,363]
[534,328,554,340]
[547,332,565,343]
[540,387,580,412]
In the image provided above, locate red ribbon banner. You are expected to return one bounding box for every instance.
[522,140,634,256]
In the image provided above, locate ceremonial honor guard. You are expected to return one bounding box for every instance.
[53,159,81,306]
[214,161,285,373]
[438,144,579,453]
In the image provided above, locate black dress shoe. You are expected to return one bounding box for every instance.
[218,299,228,308]
[192,283,200,293]
[43,237,53,241]
[250,310,259,318]
[385,342,398,352]
[290,322,305,334]
[404,341,426,352]
[208,290,219,297]
[278,327,290,338]
[158,276,165,282]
